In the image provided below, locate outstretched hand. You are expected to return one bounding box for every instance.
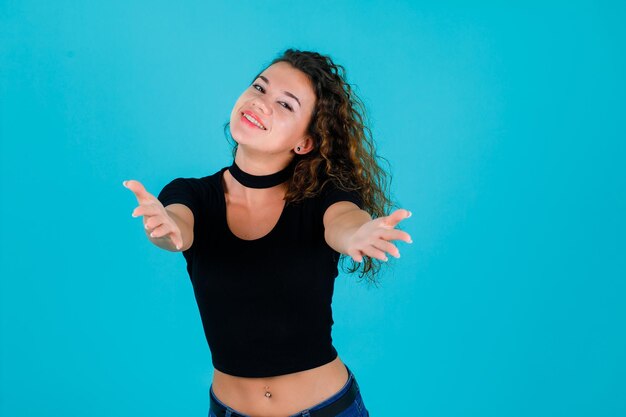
[346,209,413,263]
[123,180,183,250]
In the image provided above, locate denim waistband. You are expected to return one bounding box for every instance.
[209,364,357,417]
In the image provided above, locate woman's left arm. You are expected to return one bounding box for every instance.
[323,202,413,262]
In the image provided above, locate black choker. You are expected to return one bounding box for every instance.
[228,160,295,189]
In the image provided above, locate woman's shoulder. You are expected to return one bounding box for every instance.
[168,166,227,188]
[157,167,228,210]
[295,176,364,216]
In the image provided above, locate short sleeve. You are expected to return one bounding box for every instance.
[318,180,364,217]
[157,177,203,221]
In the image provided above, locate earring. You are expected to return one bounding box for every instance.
[296,146,301,152]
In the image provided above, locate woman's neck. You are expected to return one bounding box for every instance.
[233,149,294,176]
[222,169,287,206]
[228,159,294,189]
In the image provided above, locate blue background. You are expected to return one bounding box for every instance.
[1,1,625,416]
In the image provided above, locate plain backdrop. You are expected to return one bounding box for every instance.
[1,1,625,416]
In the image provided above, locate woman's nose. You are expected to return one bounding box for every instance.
[251,96,271,114]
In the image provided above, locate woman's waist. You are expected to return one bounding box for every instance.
[210,356,349,417]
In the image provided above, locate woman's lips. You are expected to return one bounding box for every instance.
[241,111,266,130]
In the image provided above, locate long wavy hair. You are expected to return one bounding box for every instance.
[226,49,395,284]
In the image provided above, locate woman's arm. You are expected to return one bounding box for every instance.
[323,202,412,262]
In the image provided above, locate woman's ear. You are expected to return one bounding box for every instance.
[295,136,315,155]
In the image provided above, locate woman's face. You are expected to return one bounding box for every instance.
[229,61,316,156]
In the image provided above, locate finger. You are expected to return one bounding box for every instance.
[348,249,364,263]
[144,215,165,231]
[173,235,183,250]
[379,229,413,244]
[371,239,400,258]
[150,224,183,250]
[382,209,412,228]
[132,202,162,218]
[124,180,156,204]
[174,235,183,250]
[149,223,173,239]
[362,245,389,262]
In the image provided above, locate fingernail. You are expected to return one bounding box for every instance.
[407,211,412,218]
[150,232,155,237]
[123,180,128,187]
[132,213,137,218]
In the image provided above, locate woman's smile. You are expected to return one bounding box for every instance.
[241,110,267,130]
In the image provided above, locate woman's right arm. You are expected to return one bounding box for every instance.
[124,180,194,252]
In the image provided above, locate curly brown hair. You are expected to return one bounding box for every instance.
[226,49,396,285]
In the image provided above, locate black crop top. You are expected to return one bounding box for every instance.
[156,166,364,377]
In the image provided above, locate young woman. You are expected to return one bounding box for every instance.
[124,49,412,417]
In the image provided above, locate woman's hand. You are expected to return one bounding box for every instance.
[346,209,413,263]
[123,180,183,250]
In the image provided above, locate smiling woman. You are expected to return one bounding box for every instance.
[124,49,412,417]
[228,61,317,160]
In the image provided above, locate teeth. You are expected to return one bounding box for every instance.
[243,113,265,129]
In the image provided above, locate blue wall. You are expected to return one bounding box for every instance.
[1,1,624,416]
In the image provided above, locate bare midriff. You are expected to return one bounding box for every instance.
[211,356,350,417]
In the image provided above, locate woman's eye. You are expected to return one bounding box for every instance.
[251,84,292,111]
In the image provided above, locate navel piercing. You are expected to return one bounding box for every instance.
[264,385,272,398]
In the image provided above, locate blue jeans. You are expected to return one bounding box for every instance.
[209,365,370,417]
